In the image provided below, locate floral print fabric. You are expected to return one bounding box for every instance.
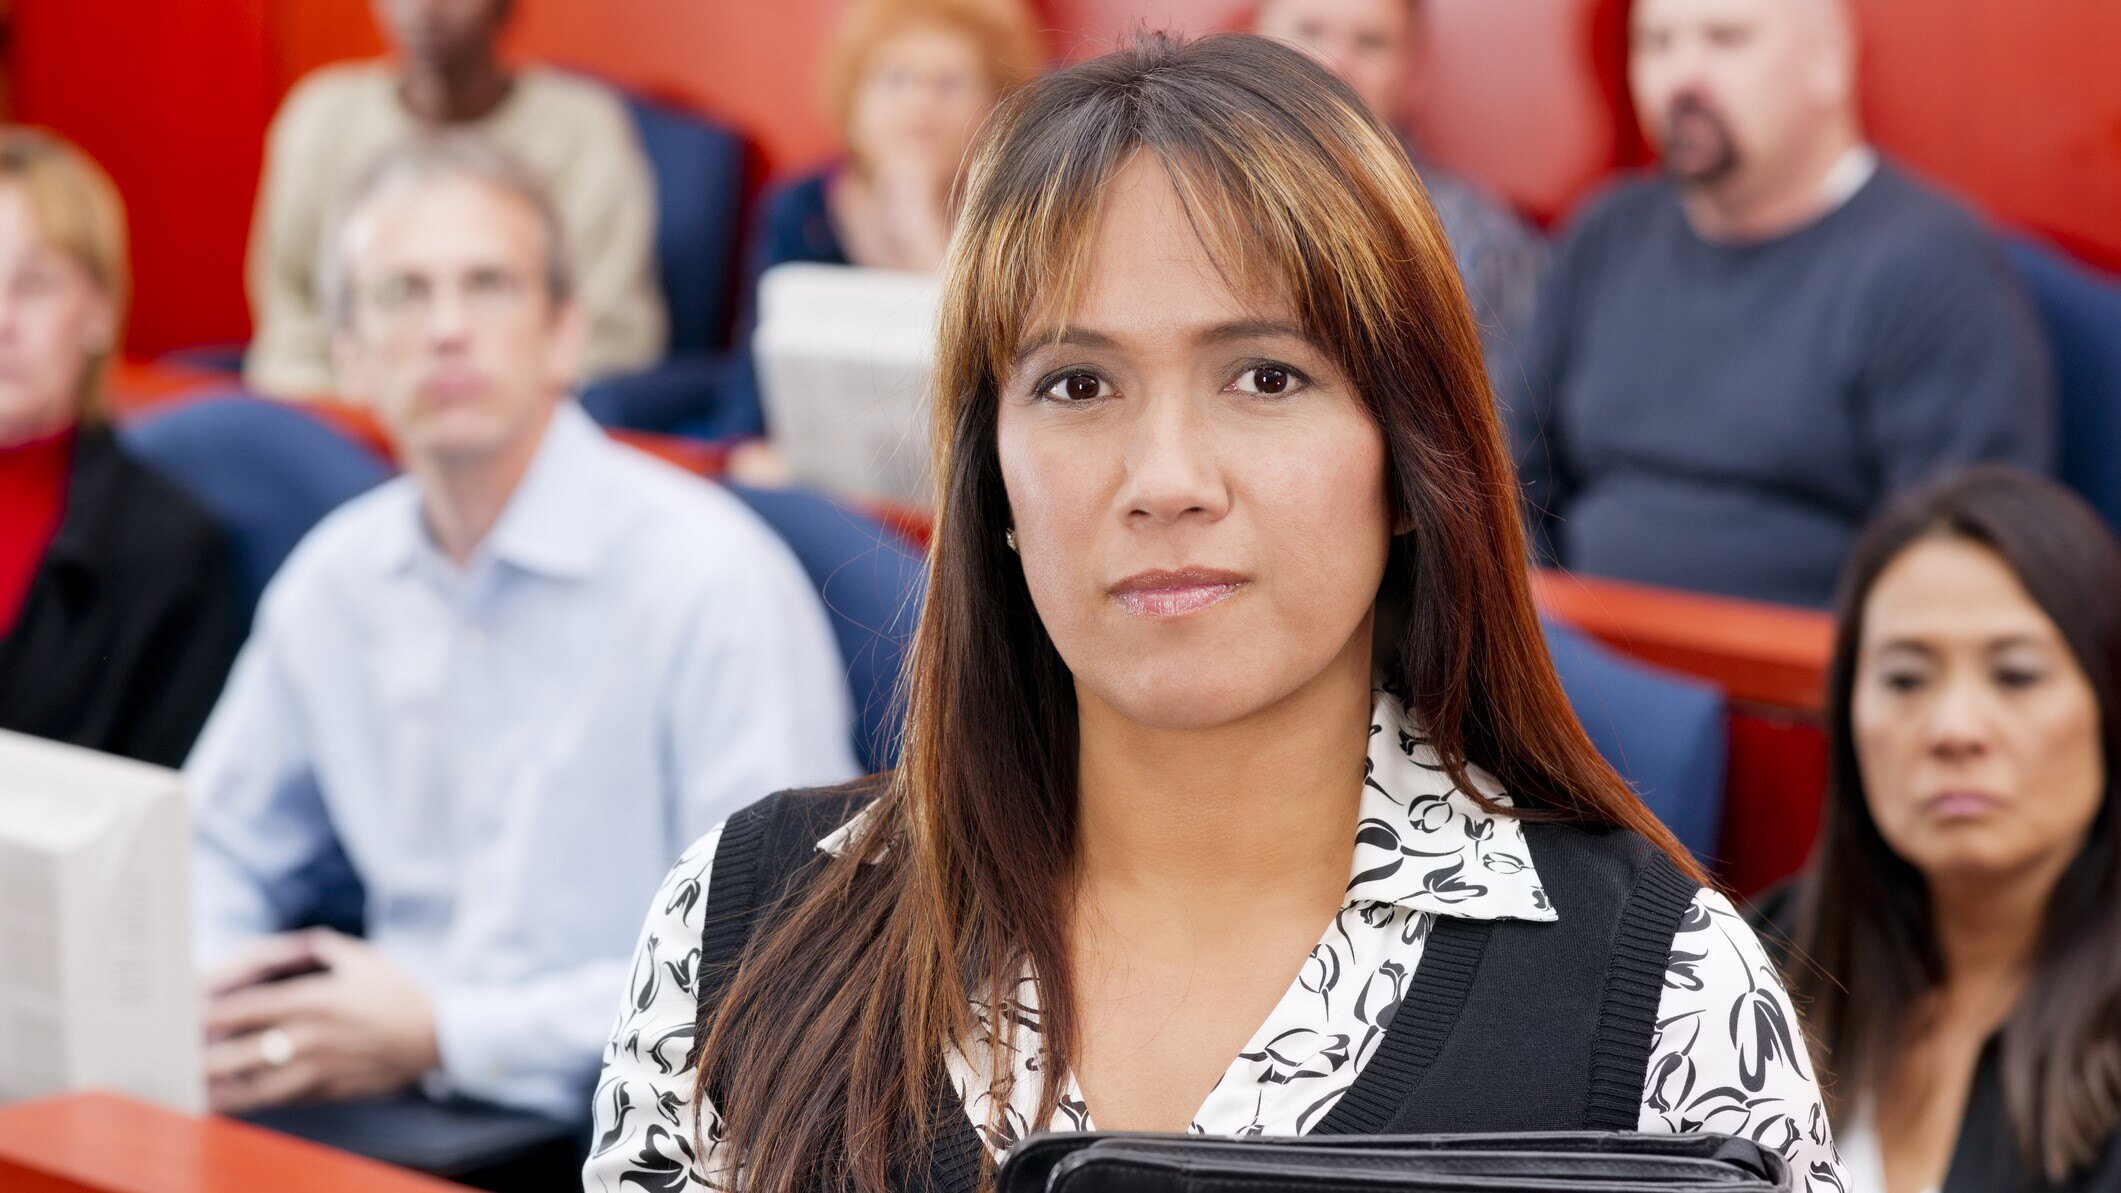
[585,691,1845,1190]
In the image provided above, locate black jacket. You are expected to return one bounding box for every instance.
[1747,884,2121,1193]
[0,427,241,767]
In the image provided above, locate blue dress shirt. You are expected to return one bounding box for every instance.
[185,402,858,1121]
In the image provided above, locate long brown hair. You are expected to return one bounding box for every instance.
[694,32,1704,1192]
[1789,465,2121,1184]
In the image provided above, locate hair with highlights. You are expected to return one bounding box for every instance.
[0,126,129,423]
[693,32,1703,1192]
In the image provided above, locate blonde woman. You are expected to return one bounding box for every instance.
[723,0,1040,443]
[0,127,239,766]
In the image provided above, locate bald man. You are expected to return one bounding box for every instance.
[1508,0,2054,608]
[1253,0,1545,394]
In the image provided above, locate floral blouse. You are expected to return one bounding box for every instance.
[584,691,1847,1191]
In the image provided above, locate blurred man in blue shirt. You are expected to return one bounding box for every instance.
[187,135,856,1124]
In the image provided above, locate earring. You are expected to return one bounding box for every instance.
[1004,527,1018,553]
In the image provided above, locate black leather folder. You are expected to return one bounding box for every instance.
[998,1131,1794,1192]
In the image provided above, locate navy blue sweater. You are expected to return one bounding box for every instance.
[1508,162,2055,608]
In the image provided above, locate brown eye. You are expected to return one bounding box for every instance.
[1040,371,1110,402]
[1230,364,1301,397]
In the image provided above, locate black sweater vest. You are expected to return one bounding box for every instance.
[692,783,1700,1192]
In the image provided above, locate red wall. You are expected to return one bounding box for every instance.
[1853,0,2121,271]
[11,0,276,355]
[11,0,2119,356]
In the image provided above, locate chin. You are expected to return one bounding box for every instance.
[407,411,512,463]
[1085,652,1311,733]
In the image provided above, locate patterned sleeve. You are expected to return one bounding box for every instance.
[582,826,727,1192]
[1639,888,1848,1193]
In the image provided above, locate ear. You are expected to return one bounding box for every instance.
[330,326,370,404]
[545,298,588,390]
[83,289,120,356]
[1810,0,1860,107]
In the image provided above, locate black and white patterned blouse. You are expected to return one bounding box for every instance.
[584,690,1847,1190]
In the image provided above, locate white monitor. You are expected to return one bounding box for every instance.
[753,262,940,505]
[0,730,202,1113]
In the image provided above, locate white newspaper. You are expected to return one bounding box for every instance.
[0,731,202,1113]
[753,263,941,505]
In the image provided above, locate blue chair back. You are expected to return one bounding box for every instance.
[623,92,745,354]
[2006,237,2121,532]
[724,484,925,773]
[1543,618,1728,861]
[120,394,392,622]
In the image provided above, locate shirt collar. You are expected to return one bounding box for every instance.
[1818,144,1880,212]
[1348,687,1555,923]
[374,401,611,581]
[818,689,1556,925]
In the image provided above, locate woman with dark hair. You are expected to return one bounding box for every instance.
[586,34,1841,1193]
[1756,465,2121,1193]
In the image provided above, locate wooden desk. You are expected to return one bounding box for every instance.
[0,1093,468,1193]
[1529,568,1834,715]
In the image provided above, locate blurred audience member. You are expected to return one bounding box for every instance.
[723,0,1039,457]
[245,0,664,400]
[1253,0,1545,391]
[1754,466,2121,1192]
[0,128,240,767]
[1510,0,2053,608]
[189,138,854,1125]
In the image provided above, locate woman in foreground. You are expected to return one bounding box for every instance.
[586,33,1843,1193]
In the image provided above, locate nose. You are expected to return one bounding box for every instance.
[1925,678,1994,764]
[1116,388,1230,528]
[424,285,472,350]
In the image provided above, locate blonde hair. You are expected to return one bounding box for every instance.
[822,0,1043,151]
[0,127,130,423]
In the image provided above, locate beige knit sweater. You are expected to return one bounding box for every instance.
[243,61,666,398]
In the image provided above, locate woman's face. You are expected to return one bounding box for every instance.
[848,24,995,180]
[0,184,111,446]
[1852,536,2106,887]
[996,154,1394,732]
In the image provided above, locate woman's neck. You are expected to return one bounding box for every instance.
[1073,642,1374,904]
[1927,860,2060,1017]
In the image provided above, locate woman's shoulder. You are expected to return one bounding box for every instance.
[661,776,891,917]
[78,429,234,576]
[1517,817,1701,907]
[757,167,849,268]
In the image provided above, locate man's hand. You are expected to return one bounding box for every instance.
[203,929,442,1114]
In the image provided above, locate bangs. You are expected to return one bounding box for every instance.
[939,36,1461,413]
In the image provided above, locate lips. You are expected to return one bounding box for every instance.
[419,368,488,402]
[1924,790,2002,820]
[1108,567,1248,620]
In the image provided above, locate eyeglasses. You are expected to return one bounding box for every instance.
[356,266,534,331]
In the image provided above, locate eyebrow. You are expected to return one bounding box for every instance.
[1872,633,2054,657]
[1011,318,1316,370]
